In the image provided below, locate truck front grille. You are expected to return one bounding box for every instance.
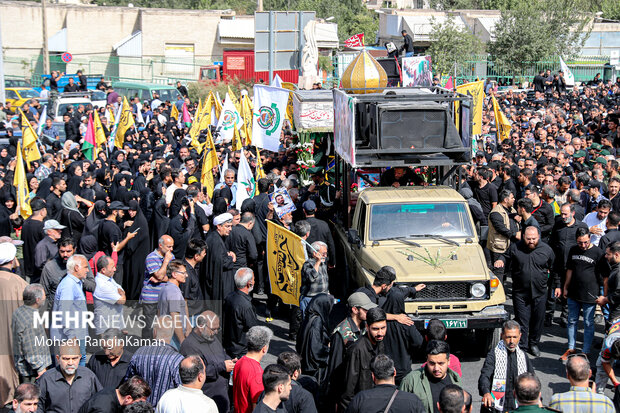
[405,282,473,301]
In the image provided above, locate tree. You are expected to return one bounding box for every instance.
[488,0,592,83]
[427,16,484,76]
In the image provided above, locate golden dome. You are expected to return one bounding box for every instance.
[341,49,388,94]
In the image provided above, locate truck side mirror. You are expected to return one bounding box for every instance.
[347,228,361,247]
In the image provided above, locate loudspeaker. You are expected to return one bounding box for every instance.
[380,108,449,150]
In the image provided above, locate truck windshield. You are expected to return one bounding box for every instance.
[369,202,474,240]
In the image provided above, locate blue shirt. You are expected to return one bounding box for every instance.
[140,250,174,303]
[51,273,88,341]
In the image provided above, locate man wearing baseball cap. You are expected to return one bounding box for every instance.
[326,292,378,408]
[34,219,66,280]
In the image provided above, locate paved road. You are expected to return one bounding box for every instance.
[254,289,617,410]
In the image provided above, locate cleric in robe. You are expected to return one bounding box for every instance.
[203,213,237,306]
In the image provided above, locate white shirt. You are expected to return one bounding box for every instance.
[583,211,607,246]
[93,273,125,335]
[165,183,188,205]
[155,385,218,413]
[40,89,50,99]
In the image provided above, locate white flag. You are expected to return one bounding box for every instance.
[216,93,243,143]
[252,85,289,153]
[272,74,283,88]
[236,148,256,208]
[37,106,47,136]
[560,57,575,86]
[219,153,229,184]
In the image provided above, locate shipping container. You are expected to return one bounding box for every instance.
[223,50,299,84]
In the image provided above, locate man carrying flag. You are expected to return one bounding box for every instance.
[19,109,42,168]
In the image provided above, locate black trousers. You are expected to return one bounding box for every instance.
[513,292,546,347]
[141,302,158,339]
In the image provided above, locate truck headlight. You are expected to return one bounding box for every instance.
[470,283,486,298]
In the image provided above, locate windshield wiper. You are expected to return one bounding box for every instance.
[410,234,460,247]
[374,237,422,248]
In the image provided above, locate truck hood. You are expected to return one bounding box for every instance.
[360,242,489,282]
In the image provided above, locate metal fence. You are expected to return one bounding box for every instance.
[4,52,614,88]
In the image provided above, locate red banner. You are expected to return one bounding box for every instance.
[344,33,365,48]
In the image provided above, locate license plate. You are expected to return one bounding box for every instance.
[424,319,468,329]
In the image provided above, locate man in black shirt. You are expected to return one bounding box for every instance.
[379,167,422,188]
[347,354,424,413]
[525,185,555,243]
[22,199,47,282]
[45,177,66,221]
[303,200,336,267]
[277,352,318,413]
[532,70,545,93]
[340,307,387,411]
[86,328,133,389]
[226,212,258,271]
[472,169,498,226]
[77,70,88,91]
[505,226,555,356]
[399,30,414,57]
[78,376,151,413]
[176,81,189,98]
[64,77,79,93]
[223,268,258,358]
[179,310,236,413]
[253,364,291,413]
[561,227,604,359]
[98,201,135,285]
[182,239,207,319]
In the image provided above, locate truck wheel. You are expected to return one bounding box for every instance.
[474,328,500,356]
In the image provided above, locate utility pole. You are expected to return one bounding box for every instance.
[42,0,50,75]
[257,0,263,12]
[0,16,5,105]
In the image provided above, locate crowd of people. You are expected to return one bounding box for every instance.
[0,69,619,413]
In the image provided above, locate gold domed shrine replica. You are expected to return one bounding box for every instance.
[340,49,388,94]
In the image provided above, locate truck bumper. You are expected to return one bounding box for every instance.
[408,305,509,330]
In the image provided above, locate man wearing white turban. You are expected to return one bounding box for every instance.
[202,214,237,306]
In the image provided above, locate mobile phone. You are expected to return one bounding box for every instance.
[132,228,140,234]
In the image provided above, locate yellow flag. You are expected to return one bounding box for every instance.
[455,80,484,135]
[231,128,243,151]
[115,97,135,149]
[212,91,223,119]
[267,220,304,306]
[93,110,107,153]
[227,86,240,111]
[170,103,179,121]
[491,94,512,143]
[254,146,265,195]
[240,95,253,146]
[14,141,32,219]
[281,82,296,123]
[189,98,206,154]
[199,94,214,131]
[200,129,219,198]
[19,109,41,168]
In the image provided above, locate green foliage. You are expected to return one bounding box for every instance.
[600,0,620,21]
[318,56,334,73]
[488,0,592,80]
[187,79,254,102]
[427,16,484,76]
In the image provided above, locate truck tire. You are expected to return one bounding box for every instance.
[475,328,500,356]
